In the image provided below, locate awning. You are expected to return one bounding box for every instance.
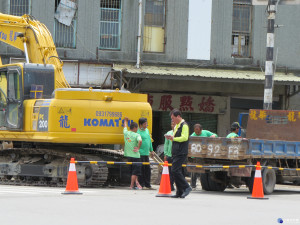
[113,64,300,85]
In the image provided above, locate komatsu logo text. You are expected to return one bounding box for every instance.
[84,118,121,127]
[84,118,133,127]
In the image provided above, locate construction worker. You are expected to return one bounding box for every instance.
[123,117,143,190]
[164,121,175,191]
[166,109,192,198]
[190,124,218,137]
[226,122,241,138]
[137,117,154,189]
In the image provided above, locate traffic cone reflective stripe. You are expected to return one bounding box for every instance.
[156,161,172,197]
[254,168,261,178]
[69,162,76,172]
[162,164,169,175]
[62,158,82,195]
[247,161,268,200]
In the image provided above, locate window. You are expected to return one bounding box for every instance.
[54,0,78,48]
[100,0,122,50]
[0,72,8,127]
[143,0,165,53]
[232,0,252,57]
[7,69,22,129]
[9,0,31,16]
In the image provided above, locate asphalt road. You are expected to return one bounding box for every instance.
[0,184,299,225]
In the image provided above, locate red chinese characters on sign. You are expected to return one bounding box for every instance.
[147,94,153,106]
[198,96,215,113]
[159,95,174,111]
[179,96,194,112]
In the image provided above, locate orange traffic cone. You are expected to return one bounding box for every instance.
[156,161,172,197]
[247,161,268,200]
[62,158,82,195]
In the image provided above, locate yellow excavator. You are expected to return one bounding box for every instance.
[0,13,152,186]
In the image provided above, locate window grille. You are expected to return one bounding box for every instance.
[54,0,78,49]
[9,0,31,16]
[99,0,122,50]
[143,0,165,53]
[231,0,252,57]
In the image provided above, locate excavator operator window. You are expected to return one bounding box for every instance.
[8,71,20,100]
[7,70,22,129]
[0,71,7,129]
[0,67,23,130]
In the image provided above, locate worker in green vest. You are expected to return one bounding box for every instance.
[190,124,217,137]
[137,117,154,189]
[226,122,241,138]
[123,117,143,190]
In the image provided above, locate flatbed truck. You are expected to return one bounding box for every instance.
[188,109,300,194]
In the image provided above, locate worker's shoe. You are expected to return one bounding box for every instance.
[227,184,234,189]
[171,191,183,198]
[144,186,155,190]
[181,186,192,198]
[136,184,143,190]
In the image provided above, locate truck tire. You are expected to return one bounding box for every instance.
[200,172,226,192]
[207,172,226,192]
[262,168,276,195]
[200,173,211,191]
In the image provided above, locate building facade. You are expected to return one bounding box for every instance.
[1,0,300,148]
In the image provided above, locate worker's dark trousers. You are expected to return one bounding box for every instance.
[166,156,175,189]
[171,154,190,194]
[138,155,151,187]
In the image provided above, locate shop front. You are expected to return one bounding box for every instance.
[147,93,228,150]
[112,63,300,150]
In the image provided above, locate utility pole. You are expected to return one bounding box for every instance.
[253,0,300,109]
[136,0,143,69]
[263,0,277,110]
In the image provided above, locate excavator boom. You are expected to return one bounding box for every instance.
[0,13,69,89]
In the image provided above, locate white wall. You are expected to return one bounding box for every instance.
[62,62,111,86]
[63,62,78,84]
[187,0,212,60]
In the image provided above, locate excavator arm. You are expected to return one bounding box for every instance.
[0,13,70,89]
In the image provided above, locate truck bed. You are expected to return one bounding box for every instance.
[188,137,300,160]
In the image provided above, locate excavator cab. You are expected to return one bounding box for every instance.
[0,63,55,131]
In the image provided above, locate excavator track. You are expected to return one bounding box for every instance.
[79,155,109,187]
[0,145,161,187]
[0,147,109,187]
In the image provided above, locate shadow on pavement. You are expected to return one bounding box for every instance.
[191,186,300,197]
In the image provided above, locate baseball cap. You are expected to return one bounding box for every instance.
[231,122,241,129]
